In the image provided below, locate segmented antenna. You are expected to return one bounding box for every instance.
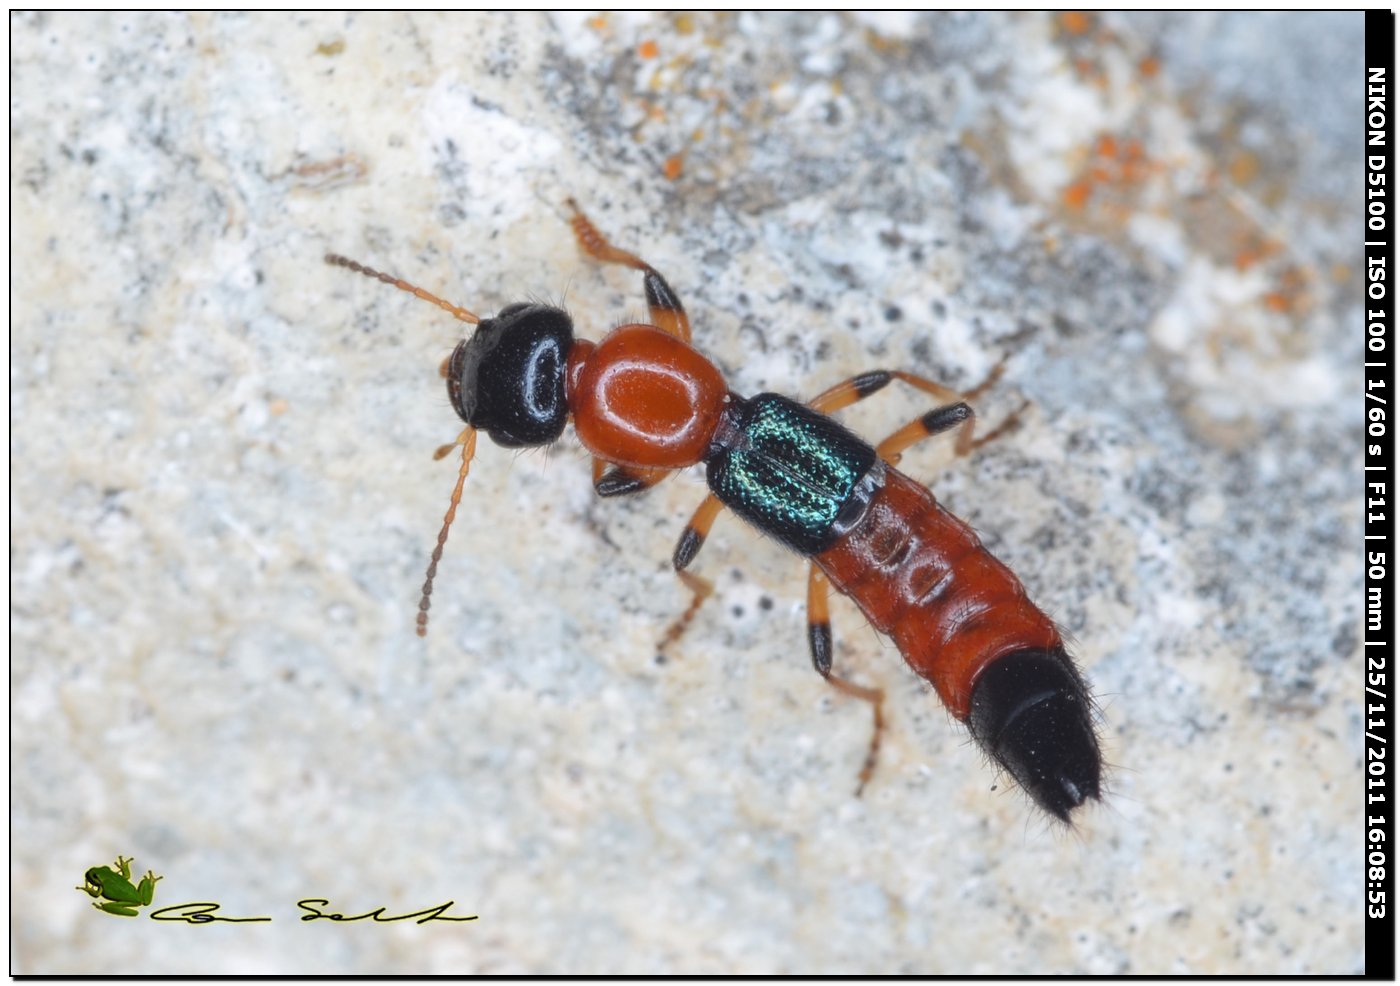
[324,253,481,325]
[325,251,483,636]
[418,428,477,636]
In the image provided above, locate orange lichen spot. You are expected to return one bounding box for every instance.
[1270,266,1311,313]
[1059,11,1092,35]
[1231,235,1281,272]
[269,398,289,416]
[1234,248,1263,271]
[638,39,659,60]
[587,15,608,32]
[1254,266,1310,314]
[1138,55,1160,78]
[1063,179,1092,210]
[664,154,684,181]
[1121,140,1148,181]
[867,29,902,53]
[1059,130,1160,222]
[1085,133,1153,188]
[1074,57,1095,78]
[1229,151,1260,186]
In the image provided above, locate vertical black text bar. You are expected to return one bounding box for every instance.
[1365,9,1395,981]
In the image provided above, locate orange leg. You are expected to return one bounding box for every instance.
[655,493,726,653]
[655,570,715,656]
[671,492,726,570]
[807,369,900,414]
[566,199,692,343]
[875,395,1028,463]
[875,365,1028,463]
[808,565,885,797]
[807,360,1027,463]
[567,200,694,495]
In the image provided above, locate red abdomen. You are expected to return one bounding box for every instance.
[815,467,1061,719]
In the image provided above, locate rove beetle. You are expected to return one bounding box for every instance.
[326,201,1103,822]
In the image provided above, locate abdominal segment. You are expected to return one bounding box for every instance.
[815,467,1061,719]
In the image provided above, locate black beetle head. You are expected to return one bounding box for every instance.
[446,303,574,448]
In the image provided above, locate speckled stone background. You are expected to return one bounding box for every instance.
[12,11,1366,974]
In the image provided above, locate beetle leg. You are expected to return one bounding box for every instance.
[592,460,674,497]
[878,367,1029,461]
[656,570,714,657]
[808,565,885,797]
[808,361,1028,463]
[566,199,692,343]
[671,492,725,570]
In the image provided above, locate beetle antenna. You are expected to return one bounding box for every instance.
[325,253,481,326]
[417,427,478,636]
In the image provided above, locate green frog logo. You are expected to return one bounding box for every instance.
[76,855,162,916]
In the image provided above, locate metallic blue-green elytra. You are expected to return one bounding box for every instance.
[706,393,879,556]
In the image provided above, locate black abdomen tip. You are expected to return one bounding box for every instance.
[968,647,1102,822]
